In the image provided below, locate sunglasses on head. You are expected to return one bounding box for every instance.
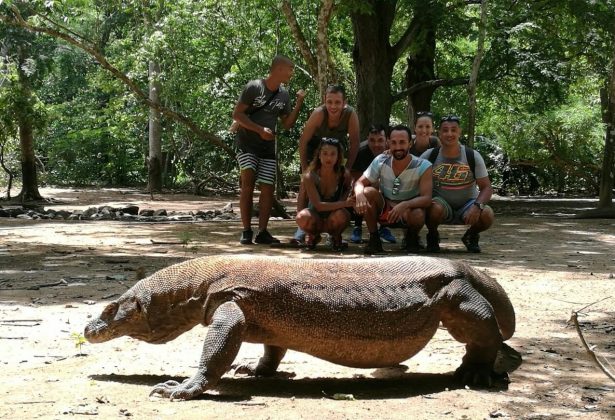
[440,115,461,123]
[321,137,340,145]
[416,111,434,118]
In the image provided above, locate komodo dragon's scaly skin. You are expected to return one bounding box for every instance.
[85,255,515,401]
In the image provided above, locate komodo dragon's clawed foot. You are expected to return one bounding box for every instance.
[454,363,509,388]
[150,377,206,401]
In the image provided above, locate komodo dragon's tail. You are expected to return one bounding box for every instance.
[463,264,516,340]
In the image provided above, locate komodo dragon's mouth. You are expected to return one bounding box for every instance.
[84,318,113,343]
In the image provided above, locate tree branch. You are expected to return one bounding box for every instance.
[38,13,95,46]
[316,0,336,94]
[1,6,236,159]
[391,17,421,61]
[569,298,615,383]
[392,77,470,103]
[280,0,318,78]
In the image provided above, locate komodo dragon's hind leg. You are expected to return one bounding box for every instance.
[233,345,293,377]
[150,301,246,401]
[437,278,505,387]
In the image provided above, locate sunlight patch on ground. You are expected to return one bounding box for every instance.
[563,229,607,236]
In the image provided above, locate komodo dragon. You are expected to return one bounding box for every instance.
[85,254,515,401]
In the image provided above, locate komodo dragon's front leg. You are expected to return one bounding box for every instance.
[150,301,246,401]
[437,278,506,386]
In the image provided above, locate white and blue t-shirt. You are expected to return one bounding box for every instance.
[363,154,431,201]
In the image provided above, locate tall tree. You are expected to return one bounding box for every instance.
[597,24,615,211]
[350,1,475,132]
[281,0,337,97]
[142,0,166,192]
[350,1,417,130]
[404,1,440,123]
[15,59,42,200]
[0,2,54,201]
[148,59,163,192]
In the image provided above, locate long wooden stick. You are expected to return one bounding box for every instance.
[569,297,615,382]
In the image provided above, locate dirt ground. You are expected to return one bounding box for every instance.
[0,187,614,419]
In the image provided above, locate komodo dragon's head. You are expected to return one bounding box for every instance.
[84,287,193,345]
[84,289,153,343]
[85,257,221,345]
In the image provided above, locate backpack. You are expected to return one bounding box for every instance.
[427,146,476,176]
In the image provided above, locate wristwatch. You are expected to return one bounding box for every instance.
[473,201,485,211]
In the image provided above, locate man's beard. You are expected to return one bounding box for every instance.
[393,149,408,160]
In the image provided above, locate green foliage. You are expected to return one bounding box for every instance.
[474,75,604,194]
[39,63,147,185]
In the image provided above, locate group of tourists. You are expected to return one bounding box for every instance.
[232,55,494,254]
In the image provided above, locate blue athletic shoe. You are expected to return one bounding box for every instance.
[350,226,363,243]
[291,227,306,246]
[379,226,397,243]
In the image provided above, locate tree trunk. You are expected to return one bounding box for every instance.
[15,65,42,201]
[466,0,489,147]
[280,0,317,78]
[577,35,615,218]
[316,0,335,97]
[598,83,615,209]
[405,19,437,128]
[281,0,336,97]
[148,60,163,192]
[0,138,15,199]
[351,2,398,134]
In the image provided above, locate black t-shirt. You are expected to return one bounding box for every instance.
[235,79,291,159]
[351,143,376,173]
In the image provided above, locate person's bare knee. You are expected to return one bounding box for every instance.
[405,208,425,230]
[472,207,494,232]
[427,202,445,227]
[363,187,382,206]
[363,188,383,225]
[325,209,350,234]
[296,209,312,230]
[297,209,321,234]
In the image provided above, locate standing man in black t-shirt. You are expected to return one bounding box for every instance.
[233,55,305,245]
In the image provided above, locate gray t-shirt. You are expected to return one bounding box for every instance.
[235,79,291,159]
[420,145,488,209]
